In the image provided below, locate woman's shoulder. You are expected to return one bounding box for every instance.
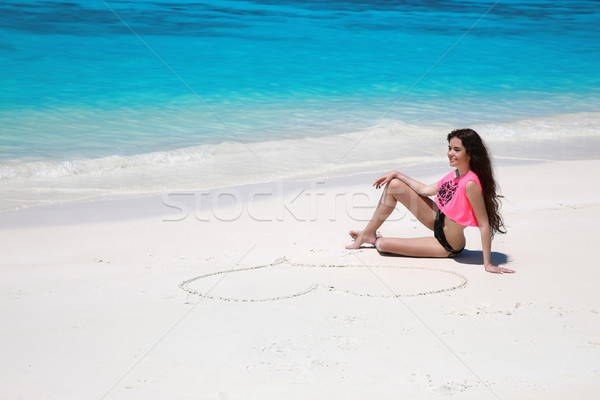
[463,171,482,188]
[460,170,479,179]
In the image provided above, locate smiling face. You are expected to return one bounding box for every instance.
[447,137,471,170]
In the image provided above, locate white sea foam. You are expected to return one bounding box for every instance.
[0,147,216,180]
[473,112,600,139]
[1,113,598,212]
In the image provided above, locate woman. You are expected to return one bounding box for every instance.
[346,128,515,274]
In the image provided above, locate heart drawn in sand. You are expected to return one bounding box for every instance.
[180,257,468,302]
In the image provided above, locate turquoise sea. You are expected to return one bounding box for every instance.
[0,0,599,210]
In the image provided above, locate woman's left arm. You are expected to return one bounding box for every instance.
[466,181,515,274]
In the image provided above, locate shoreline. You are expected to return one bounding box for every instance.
[0,152,593,227]
[1,112,599,213]
[0,156,550,228]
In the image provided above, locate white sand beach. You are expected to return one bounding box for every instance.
[1,159,599,399]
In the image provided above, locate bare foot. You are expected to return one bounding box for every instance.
[348,230,382,241]
[349,230,361,240]
[346,230,379,249]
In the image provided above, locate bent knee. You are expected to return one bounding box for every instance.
[375,237,390,253]
[375,237,407,255]
[387,178,409,192]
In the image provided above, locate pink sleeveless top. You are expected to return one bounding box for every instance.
[434,170,482,227]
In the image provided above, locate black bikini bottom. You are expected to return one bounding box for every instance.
[434,210,464,257]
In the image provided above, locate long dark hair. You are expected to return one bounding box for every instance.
[447,128,506,236]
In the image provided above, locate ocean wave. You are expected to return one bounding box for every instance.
[0,118,431,180]
[2,112,599,182]
[474,112,600,139]
[0,146,216,180]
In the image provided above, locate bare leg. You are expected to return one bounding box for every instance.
[375,236,451,258]
[346,178,436,249]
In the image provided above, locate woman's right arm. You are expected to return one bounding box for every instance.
[373,171,437,196]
